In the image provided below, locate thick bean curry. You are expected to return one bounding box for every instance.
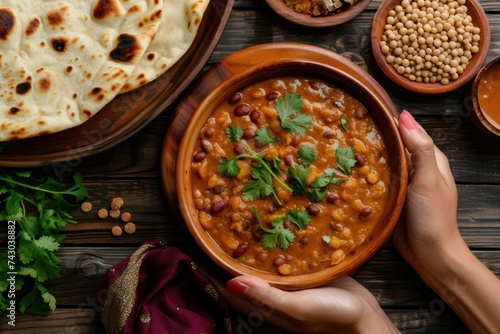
[191,77,390,276]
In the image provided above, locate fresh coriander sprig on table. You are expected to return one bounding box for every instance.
[0,170,87,316]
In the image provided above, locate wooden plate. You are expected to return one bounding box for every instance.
[265,0,372,28]
[161,42,400,224]
[0,0,234,168]
[371,0,490,94]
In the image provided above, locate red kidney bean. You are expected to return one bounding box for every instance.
[228,92,242,104]
[213,185,225,194]
[252,225,263,241]
[299,237,309,246]
[354,153,366,166]
[326,193,339,204]
[257,252,268,262]
[234,103,251,116]
[355,108,365,119]
[204,128,214,138]
[324,130,335,139]
[307,204,320,216]
[233,242,249,258]
[360,206,372,218]
[265,91,280,101]
[308,261,319,271]
[234,144,246,155]
[284,154,294,166]
[193,151,206,162]
[242,128,256,139]
[211,200,227,214]
[273,256,285,266]
[309,80,320,90]
[249,110,260,123]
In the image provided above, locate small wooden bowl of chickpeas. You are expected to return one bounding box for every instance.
[371,0,490,94]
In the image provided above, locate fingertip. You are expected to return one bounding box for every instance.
[399,110,418,131]
[226,278,249,298]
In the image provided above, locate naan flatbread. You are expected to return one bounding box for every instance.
[0,0,163,141]
[119,0,209,93]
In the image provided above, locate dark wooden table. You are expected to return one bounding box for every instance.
[3,1,499,332]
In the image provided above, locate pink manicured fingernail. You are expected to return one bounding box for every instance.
[400,110,418,131]
[226,279,249,298]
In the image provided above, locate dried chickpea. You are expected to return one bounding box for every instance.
[80,201,92,212]
[111,226,122,236]
[330,249,345,266]
[98,208,108,219]
[278,264,292,275]
[124,222,136,234]
[121,212,132,223]
[109,209,120,219]
[110,197,124,210]
[381,0,481,85]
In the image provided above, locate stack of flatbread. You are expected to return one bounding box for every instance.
[0,0,208,141]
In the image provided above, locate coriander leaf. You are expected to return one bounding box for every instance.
[323,168,345,186]
[309,187,327,202]
[340,117,349,131]
[275,92,312,136]
[253,208,295,250]
[322,235,331,244]
[288,209,310,229]
[335,147,356,175]
[218,157,241,177]
[256,128,280,146]
[310,174,330,188]
[38,284,57,312]
[271,156,283,173]
[288,164,310,195]
[242,165,274,202]
[18,267,38,279]
[262,216,295,250]
[34,235,60,252]
[298,145,316,166]
[19,283,52,316]
[225,125,243,142]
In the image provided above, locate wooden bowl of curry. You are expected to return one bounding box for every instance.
[176,59,408,290]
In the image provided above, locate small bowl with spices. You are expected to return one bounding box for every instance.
[265,0,372,28]
[468,56,500,137]
[371,0,490,94]
[175,56,408,290]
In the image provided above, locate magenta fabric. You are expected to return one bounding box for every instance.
[98,241,232,334]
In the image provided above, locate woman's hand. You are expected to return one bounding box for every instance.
[223,275,399,334]
[393,110,462,271]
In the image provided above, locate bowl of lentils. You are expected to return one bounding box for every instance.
[371,0,490,94]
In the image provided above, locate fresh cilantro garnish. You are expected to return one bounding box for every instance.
[219,129,292,205]
[288,209,310,230]
[311,168,344,188]
[322,235,331,244]
[218,157,241,177]
[287,164,310,196]
[0,170,87,316]
[335,147,356,175]
[298,145,316,166]
[256,128,280,146]
[226,124,243,142]
[243,164,276,202]
[340,117,349,131]
[309,187,328,202]
[275,93,312,136]
[253,207,295,250]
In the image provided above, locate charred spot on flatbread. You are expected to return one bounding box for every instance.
[93,0,121,20]
[26,17,40,36]
[16,82,31,95]
[38,77,52,92]
[47,10,64,27]
[9,107,20,115]
[110,34,140,63]
[0,8,15,40]
[51,38,68,52]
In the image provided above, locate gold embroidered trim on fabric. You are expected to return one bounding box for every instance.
[204,283,219,302]
[101,243,156,334]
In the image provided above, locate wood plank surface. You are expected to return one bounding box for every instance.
[2,0,499,333]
